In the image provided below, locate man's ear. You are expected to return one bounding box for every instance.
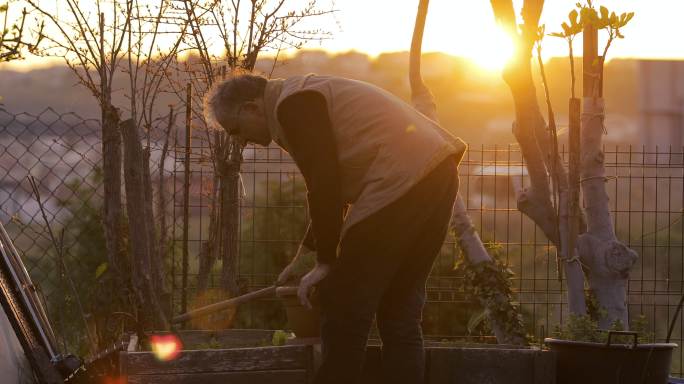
[242,100,261,114]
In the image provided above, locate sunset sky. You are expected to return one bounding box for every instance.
[2,0,683,72]
[322,0,683,66]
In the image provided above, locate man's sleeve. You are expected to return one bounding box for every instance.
[277,91,343,264]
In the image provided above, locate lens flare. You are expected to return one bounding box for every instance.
[150,334,183,362]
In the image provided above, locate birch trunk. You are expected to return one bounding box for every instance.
[577,97,637,328]
[577,26,637,328]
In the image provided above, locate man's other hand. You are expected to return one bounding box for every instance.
[276,262,295,286]
[297,262,331,309]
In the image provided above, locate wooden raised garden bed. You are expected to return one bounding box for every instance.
[363,342,555,384]
[120,330,315,384]
[120,330,555,384]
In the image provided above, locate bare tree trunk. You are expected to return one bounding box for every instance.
[102,104,124,280]
[219,140,242,297]
[121,119,169,330]
[157,107,175,291]
[411,0,525,345]
[450,199,491,265]
[575,25,636,328]
[196,215,218,292]
[492,0,587,316]
[197,131,222,292]
[142,147,162,293]
[577,97,636,328]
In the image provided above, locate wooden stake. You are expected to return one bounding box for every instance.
[182,83,192,316]
[568,97,581,269]
[583,22,599,98]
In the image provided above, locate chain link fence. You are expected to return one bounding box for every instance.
[0,107,102,307]
[2,108,684,374]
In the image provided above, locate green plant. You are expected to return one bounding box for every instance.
[631,314,655,343]
[549,1,634,99]
[553,313,654,344]
[578,1,634,60]
[548,8,582,98]
[193,336,223,350]
[453,242,526,343]
[585,289,607,321]
[271,330,292,346]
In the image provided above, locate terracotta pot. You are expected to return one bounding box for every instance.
[276,286,320,338]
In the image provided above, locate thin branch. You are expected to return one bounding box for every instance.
[28,175,97,349]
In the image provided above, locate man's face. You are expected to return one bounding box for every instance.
[221,101,271,147]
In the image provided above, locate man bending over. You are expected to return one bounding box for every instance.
[204,73,466,384]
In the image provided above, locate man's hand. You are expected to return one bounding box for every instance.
[276,262,296,286]
[297,262,331,309]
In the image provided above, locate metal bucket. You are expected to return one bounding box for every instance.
[545,331,677,384]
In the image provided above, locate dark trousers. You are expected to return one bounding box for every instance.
[314,157,459,384]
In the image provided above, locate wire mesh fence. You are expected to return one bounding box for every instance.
[2,108,684,374]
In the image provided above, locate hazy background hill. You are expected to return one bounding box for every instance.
[0,50,642,145]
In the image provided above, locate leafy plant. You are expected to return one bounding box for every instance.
[549,1,635,99]
[271,330,293,346]
[193,336,223,350]
[578,2,634,59]
[454,242,526,343]
[553,313,653,344]
[548,8,582,98]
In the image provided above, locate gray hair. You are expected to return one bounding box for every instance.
[203,74,268,130]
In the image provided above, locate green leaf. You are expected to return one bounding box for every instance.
[609,12,618,25]
[623,12,634,26]
[95,262,108,279]
[580,7,597,25]
[561,22,570,34]
[569,23,582,36]
[272,330,290,346]
[0,4,7,13]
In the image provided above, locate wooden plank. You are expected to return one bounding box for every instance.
[120,351,128,378]
[177,329,275,349]
[533,348,556,384]
[568,97,581,287]
[427,348,542,384]
[127,369,308,384]
[124,345,311,375]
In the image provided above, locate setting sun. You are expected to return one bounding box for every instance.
[464,26,515,72]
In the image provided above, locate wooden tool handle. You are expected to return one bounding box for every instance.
[171,285,276,324]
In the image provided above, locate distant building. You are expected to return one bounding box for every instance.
[638,60,684,148]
